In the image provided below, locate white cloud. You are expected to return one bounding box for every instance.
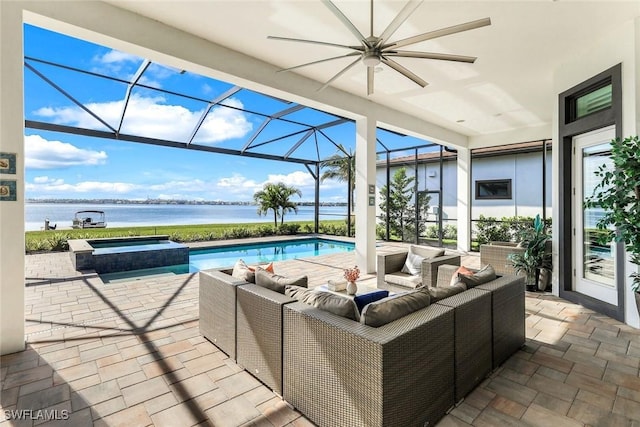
[33,95,252,144]
[96,50,141,65]
[25,134,108,169]
[25,179,138,194]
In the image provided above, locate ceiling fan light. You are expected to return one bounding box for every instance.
[362,52,381,67]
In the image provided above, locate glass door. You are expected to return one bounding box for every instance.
[572,126,617,305]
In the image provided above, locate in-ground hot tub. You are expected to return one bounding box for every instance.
[68,235,189,274]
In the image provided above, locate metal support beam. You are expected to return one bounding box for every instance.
[25,120,315,165]
[386,151,391,241]
[347,156,353,237]
[25,62,117,133]
[187,86,242,144]
[117,60,151,135]
[315,163,320,234]
[284,129,314,159]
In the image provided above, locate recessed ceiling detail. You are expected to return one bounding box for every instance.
[269,0,491,95]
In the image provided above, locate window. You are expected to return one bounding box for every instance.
[475,179,512,200]
[567,80,613,122]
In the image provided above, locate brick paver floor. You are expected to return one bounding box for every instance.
[2,237,640,426]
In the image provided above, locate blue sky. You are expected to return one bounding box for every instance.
[23,24,429,202]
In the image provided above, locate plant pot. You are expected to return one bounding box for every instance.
[526,272,537,292]
[538,268,551,292]
[635,292,640,319]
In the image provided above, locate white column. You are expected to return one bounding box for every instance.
[456,147,471,252]
[355,116,376,273]
[0,1,26,355]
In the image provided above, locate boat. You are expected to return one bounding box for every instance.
[72,210,107,229]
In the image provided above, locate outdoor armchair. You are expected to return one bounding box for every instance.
[377,245,460,289]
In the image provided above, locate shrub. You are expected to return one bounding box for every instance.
[474,215,511,245]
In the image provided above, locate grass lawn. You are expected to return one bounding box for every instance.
[25,220,347,253]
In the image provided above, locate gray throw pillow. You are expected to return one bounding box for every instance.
[459,264,496,288]
[428,283,467,302]
[360,288,431,327]
[231,259,255,283]
[256,268,308,293]
[285,285,359,321]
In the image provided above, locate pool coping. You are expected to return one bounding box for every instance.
[183,233,355,251]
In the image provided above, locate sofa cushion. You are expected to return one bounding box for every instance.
[384,272,423,289]
[360,288,431,327]
[353,290,389,313]
[232,259,255,283]
[256,268,308,293]
[459,264,497,288]
[410,245,446,260]
[285,286,359,321]
[449,265,474,286]
[428,283,467,302]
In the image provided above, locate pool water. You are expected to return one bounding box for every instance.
[99,238,354,283]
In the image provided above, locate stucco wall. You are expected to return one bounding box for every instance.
[552,18,640,327]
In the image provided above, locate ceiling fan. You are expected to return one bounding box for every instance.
[268,0,490,95]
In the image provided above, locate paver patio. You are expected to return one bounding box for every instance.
[2,238,640,426]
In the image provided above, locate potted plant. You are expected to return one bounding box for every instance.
[584,135,640,313]
[508,214,551,292]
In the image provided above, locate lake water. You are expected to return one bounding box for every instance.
[25,203,348,231]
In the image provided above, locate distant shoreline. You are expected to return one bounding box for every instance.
[25,199,347,207]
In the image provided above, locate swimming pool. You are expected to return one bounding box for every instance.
[189,238,354,271]
[99,238,354,283]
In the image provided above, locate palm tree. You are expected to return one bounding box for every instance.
[320,144,355,206]
[253,182,302,227]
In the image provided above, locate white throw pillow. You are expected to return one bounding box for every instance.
[401,250,425,276]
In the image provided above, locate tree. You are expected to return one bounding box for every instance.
[253,182,302,228]
[320,144,355,206]
[378,167,430,241]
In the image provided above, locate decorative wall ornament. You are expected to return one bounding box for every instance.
[0,180,17,201]
[0,152,16,175]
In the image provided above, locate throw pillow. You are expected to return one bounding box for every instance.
[449,265,474,287]
[459,264,496,288]
[360,288,431,327]
[410,245,446,260]
[401,250,425,275]
[353,290,389,313]
[284,285,359,321]
[248,262,274,274]
[231,259,255,283]
[256,268,308,293]
[427,283,467,302]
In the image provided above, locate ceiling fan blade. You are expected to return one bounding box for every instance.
[384,50,477,63]
[388,17,491,49]
[377,0,424,46]
[277,52,362,72]
[318,57,361,92]
[367,66,374,95]
[381,57,428,87]
[321,0,367,44]
[267,36,363,51]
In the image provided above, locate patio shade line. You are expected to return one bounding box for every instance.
[117,60,151,136]
[187,85,242,145]
[25,62,117,133]
[25,120,316,165]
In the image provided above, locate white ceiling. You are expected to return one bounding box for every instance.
[105,0,639,138]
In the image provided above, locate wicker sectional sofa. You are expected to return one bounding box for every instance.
[199,264,525,427]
